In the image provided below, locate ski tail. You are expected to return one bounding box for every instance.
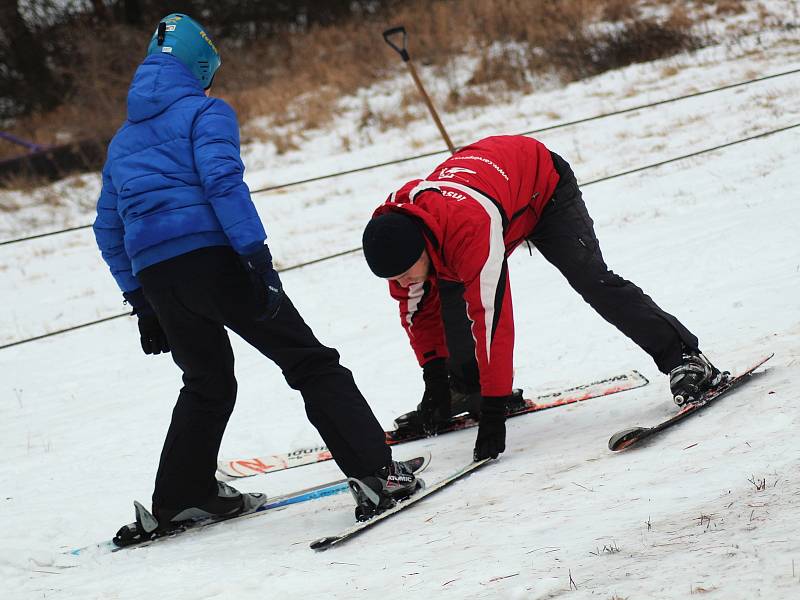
[69,477,354,556]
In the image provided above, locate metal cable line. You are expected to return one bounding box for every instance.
[2,67,798,247]
[3,121,798,351]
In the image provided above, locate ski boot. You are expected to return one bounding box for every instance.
[504,388,526,413]
[453,387,526,415]
[448,387,483,419]
[112,481,267,547]
[348,457,426,522]
[394,388,528,433]
[669,351,728,407]
[393,388,525,433]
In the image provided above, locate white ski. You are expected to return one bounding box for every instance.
[310,457,492,551]
[217,445,331,478]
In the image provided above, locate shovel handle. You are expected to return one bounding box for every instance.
[382,26,409,61]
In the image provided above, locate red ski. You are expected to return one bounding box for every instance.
[386,369,648,444]
[219,370,648,477]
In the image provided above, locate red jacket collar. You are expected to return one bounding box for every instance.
[373,179,448,275]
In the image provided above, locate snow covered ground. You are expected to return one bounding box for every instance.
[2,8,800,600]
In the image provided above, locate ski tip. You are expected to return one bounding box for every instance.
[310,536,339,551]
[757,353,775,368]
[608,427,647,451]
[409,451,432,474]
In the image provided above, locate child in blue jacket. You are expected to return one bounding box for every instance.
[94,14,418,543]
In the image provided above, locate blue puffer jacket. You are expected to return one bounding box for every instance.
[93,54,266,293]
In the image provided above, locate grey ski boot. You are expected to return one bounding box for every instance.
[347,456,428,521]
[113,481,267,547]
[153,481,266,525]
[670,352,727,406]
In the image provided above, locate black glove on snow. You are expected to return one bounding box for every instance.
[419,358,451,434]
[123,288,170,356]
[474,395,508,461]
[241,244,284,320]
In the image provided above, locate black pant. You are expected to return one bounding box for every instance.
[438,153,698,389]
[529,152,698,372]
[138,247,390,510]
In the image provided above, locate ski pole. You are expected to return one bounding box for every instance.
[382,25,455,154]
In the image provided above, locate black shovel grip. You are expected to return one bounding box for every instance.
[382,26,409,62]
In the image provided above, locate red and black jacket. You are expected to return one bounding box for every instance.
[372,135,560,396]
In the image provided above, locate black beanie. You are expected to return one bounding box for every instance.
[362,212,425,278]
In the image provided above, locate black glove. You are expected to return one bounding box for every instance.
[123,288,170,356]
[419,358,451,434]
[240,244,284,320]
[473,395,508,461]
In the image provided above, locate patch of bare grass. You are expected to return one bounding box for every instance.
[0,174,39,196]
[545,13,707,81]
[445,89,493,112]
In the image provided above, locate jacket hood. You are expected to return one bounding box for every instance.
[126,54,205,123]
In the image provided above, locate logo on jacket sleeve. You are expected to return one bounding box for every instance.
[442,189,467,201]
[438,166,477,179]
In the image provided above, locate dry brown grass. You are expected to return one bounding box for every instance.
[0,172,49,197]
[1,0,784,190]
[1,24,141,158]
[223,0,709,144]
[446,89,493,112]
[707,0,747,16]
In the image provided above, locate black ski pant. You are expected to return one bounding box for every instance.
[438,152,698,389]
[531,152,698,372]
[138,247,390,511]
